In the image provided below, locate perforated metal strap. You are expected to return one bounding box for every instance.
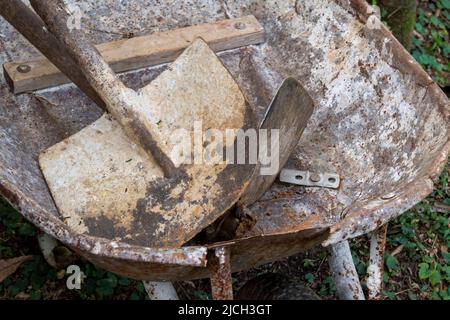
[279,169,340,189]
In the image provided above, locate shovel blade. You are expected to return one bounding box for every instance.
[239,78,314,206]
[39,39,256,247]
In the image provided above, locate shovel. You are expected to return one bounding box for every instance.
[33,0,257,247]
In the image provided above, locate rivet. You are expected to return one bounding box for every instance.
[309,173,321,183]
[234,22,246,30]
[381,192,396,200]
[17,64,31,73]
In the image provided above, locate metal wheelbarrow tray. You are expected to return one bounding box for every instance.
[0,0,449,284]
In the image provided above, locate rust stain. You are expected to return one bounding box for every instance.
[208,247,233,300]
[0,182,20,208]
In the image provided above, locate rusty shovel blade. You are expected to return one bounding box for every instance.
[238,78,315,206]
[39,39,256,248]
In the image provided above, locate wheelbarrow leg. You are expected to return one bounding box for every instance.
[366,224,388,300]
[143,281,179,300]
[328,240,365,300]
[208,247,233,300]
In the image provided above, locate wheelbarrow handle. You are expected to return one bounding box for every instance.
[30,0,178,177]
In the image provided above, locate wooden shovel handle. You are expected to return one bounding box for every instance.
[30,0,129,112]
[30,0,177,177]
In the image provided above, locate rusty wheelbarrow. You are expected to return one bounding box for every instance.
[0,0,449,300]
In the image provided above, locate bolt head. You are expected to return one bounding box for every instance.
[234,22,246,30]
[309,173,321,183]
[381,192,396,200]
[17,64,31,73]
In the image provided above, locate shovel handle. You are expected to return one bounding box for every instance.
[30,0,127,111]
[30,0,177,177]
[0,0,105,109]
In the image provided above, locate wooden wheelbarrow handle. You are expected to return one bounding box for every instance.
[0,0,105,109]
[30,0,178,177]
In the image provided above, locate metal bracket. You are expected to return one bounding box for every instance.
[279,169,340,189]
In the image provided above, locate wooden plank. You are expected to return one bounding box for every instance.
[4,15,264,94]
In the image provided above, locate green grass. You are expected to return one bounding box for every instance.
[0,198,148,300]
[412,0,450,87]
[351,164,449,300]
[381,163,449,300]
[371,0,449,87]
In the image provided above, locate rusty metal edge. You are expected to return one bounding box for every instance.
[205,215,330,250]
[322,0,450,245]
[346,0,450,120]
[324,177,435,245]
[0,180,207,267]
[324,139,450,246]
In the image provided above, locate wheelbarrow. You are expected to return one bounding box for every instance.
[0,0,449,300]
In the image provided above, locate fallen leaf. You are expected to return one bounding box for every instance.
[15,292,30,300]
[391,245,404,257]
[56,269,65,280]
[184,281,196,288]
[433,202,450,213]
[0,256,33,283]
[37,233,58,268]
